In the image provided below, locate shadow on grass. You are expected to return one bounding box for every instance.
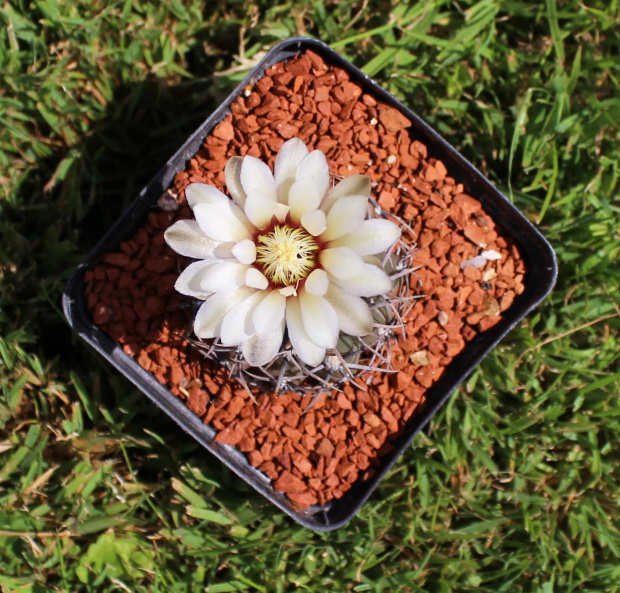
[74,77,274,501]
[2,74,282,522]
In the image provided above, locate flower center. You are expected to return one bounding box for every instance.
[255,225,319,286]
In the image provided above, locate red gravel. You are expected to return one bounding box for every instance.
[83,50,526,509]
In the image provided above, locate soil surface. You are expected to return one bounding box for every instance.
[84,50,525,509]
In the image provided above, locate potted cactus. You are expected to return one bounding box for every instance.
[64,38,556,530]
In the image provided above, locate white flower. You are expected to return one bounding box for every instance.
[164,138,401,368]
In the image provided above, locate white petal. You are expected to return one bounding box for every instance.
[252,290,286,336]
[224,156,246,208]
[194,288,255,339]
[243,190,277,230]
[274,202,290,223]
[319,247,367,279]
[174,260,213,299]
[301,209,327,236]
[327,218,401,255]
[274,138,309,204]
[213,243,235,259]
[241,319,285,367]
[279,285,297,297]
[296,150,330,187]
[219,291,266,346]
[186,183,227,209]
[321,174,371,213]
[288,181,324,224]
[240,156,277,203]
[200,261,247,293]
[164,219,220,260]
[286,297,326,367]
[238,154,279,229]
[193,198,252,243]
[363,254,383,266]
[321,195,368,242]
[232,239,256,264]
[288,150,330,223]
[325,283,374,336]
[329,263,393,297]
[245,267,269,289]
[298,288,339,349]
[305,268,329,296]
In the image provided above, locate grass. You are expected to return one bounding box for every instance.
[1,0,619,591]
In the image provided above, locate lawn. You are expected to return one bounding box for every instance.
[1,0,619,591]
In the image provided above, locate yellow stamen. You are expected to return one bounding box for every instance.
[255,225,318,286]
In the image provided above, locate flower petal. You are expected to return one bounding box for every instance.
[232,239,256,264]
[252,289,286,336]
[321,174,371,213]
[245,267,269,290]
[213,243,235,259]
[362,255,383,266]
[200,261,247,293]
[186,183,226,208]
[288,181,323,224]
[243,190,277,230]
[241,319,285,367]
[321,195,368,242]
[240,155,277,203]
[193,287,255,339]
[326,218,401,255]
[224,156,246,208]
[298,288,339,349]
[319,247,367,279]
[193,196,252,242]
[274,138,309,203]
[329,263,393,297]
[325,283,374,336]
[164,219,220,260]
[219,291,266,346]
[286,297,326,367]
[288,150,330,223]
[300,209,327,236]
[274,203,290,223]
[304,268,329,296]
[174,260,213,299]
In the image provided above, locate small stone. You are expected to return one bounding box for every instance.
[93,303,111,324]
[362,412,382,428]
[287,490,318,507]
[481,249,502,261]
[315,438,334,458]
[101,253,129,267]
[378,104,411,133]
[461,255,487,269]
[415,366,436,388]
[187,388,208,416]
[214,426,244,446]
[478,315,502,331]
[409,350,430,366]
[274,471,307,494]
[212,119,234,141]
[336,392,352,410]
[480,294,501,317]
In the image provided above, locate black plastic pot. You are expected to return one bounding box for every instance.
[63,37,557,531]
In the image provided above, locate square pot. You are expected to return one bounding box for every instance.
[63,37,557,530]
